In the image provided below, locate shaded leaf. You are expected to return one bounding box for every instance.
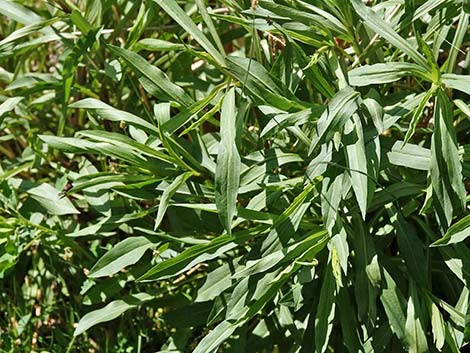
[89,237,156,278]
[215,88,240,234]
[74,293,153,336]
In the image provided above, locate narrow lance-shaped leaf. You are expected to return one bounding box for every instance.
[387,141,431,171]
[125,3,148,49]
[344,115,368,218]
[465,299,470,344]
[27,183,79,216]
[321,173,345,234]
[351,213,380,324]
[291,41,335,98]
[89,237,156,278]
[429,89,466,227]
[315,261,337,353]
[154,0,225,67]
[192,321,237,353]
[70,10,93,35]
[362,91,384,133]
[194,0,225,55]
[259,0,345,36]
[432,214,470,247]
[74,293,153,336]
[442,74,470,96]
[403,87,435,145]
[0,0,43,25]
[349,63,431,87]
[134,38,187,52]
[337,286,362,353]
[76,130,175,164]
[108,45,194,107]
[69,98,160,135]
[405,284,428,353]
[413,0,447,20]
[137,226,267,282]
[215,88,240,235]
[387,205,427,287]
[350,0,429,69]
[0,97,22,125]
[380,269,407,342]
[296,0,350,36]
[429,299,445,351]
[0,17,59,49]
[227,56,304,111]
[320,172,350,277]
[155,172,193,230]
[454,99,470,119]
[309,86,359,154]
[446,11,469,74]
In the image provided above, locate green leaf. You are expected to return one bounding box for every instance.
[413,0,447,20]
[309,86,359,154]
[349,63,430,86]
[344,115,369,218]
[387,205,427,287]
[70,10,93,35]
[0,17,59,50]
[446,11,469,74]
[195,0,225,55]
[227,56,305,111]
[89,237,156,278]
[315,262,336,353]
[26,183,79,215]
[430,300,445,351]
[455,99,470,119]
[39,134,173,174]
[195,262,235,302]
[432,214,470,246]
[233,230,327,279]
[259,0,348,36]
[215,88,240,235]
[403,87,435,145]
[125,3,149,49]
[193,320,237,353]
[321,172,347,234]
[430,89,466,226]
[387,141,431,171]
[362,94,384,133]
[296,0,350,36]
[76,130,175,164]
[442,74,470,95]
[69,98,160,135]
[0,97,22,125]
[134,38,187,52]
[380,270,407,341]
[162,81,227,135]
[291,42,335,98]
[137,226,267,281]
[0,0,43,25]
[337,286,362,353]
[107,45,194,107]
[74,293,153,336]
[350,0,429,68]
[404,285,428,353]
[260,106,324,139]
[154,0,225,67]
[155,172,193,230]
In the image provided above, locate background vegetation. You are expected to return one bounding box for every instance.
[2,0,470,352]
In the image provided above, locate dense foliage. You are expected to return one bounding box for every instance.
[2,0,470,352]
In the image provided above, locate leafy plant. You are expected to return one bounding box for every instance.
[2,0,470,352]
